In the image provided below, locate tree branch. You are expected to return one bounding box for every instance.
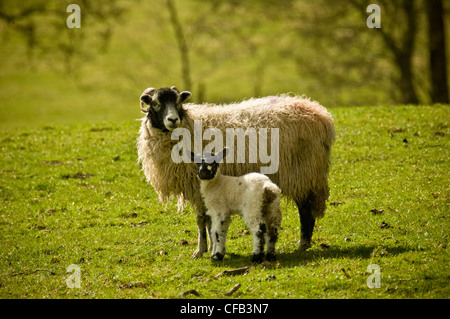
[0,6,47,24]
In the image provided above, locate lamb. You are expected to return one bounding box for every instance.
[137,86,335,258]
[190,147,282,263]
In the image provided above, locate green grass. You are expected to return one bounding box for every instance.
[0,104,448,299]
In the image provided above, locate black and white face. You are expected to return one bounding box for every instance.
[139,86,191,132]
[197,161,219,180]
[190,147,229,181]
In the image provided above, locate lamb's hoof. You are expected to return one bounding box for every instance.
[191,248,206,259]
[265,252,277,262]
[298,239,311,251]
[252,253,264,264]
[212,252,224,261]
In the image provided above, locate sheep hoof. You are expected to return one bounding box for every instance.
[298,239,312,251]
[212,252,224,261]
[265,252,277,262]
[252,253,264,264]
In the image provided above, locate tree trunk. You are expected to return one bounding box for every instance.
[166,0,192,92]
[396,52,419,104]
[396,0,419,104]
[349,0,420,104]
[426,0,449,104]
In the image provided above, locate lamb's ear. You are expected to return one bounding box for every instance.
[179,91,191,103]
[171,86,179,93]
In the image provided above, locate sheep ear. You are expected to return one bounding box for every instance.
[140,94,151,105]
[179,91,191,103]
[205,153,216,164]
[140,87,156,112]
[140,96,150,113]
[171,86,179,93]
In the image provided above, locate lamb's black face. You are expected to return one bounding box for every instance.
[139,86,191,132]
[197,161,219,180]
[189,148,229,181]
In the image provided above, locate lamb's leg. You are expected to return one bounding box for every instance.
[251,222,267,263]
[265,224,279,261]
[211,215,231,261]
[206,215,213,252]
[192,211,208,259]
[209,215,219,258]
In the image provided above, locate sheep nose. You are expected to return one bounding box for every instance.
[167,117,179,124]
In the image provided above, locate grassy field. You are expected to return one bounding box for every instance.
[0,104,448,299]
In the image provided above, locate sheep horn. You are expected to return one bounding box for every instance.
[143,87,156,95]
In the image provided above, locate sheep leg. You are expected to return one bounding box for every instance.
[209,215,219,258]
[192,212,209,259]
[206,215,213,252]
[211,215,231,261]
[265,225,279,261]
[296,197,315,251]
[251,222,267,263]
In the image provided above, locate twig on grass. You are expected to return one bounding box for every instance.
[180,289,200,298]
[10,269,56,276]
[223,283,241,296]
[214,266,251,278]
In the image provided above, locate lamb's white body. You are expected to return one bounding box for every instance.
[200,171,281,262]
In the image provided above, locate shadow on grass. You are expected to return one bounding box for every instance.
[212,244,415,269]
